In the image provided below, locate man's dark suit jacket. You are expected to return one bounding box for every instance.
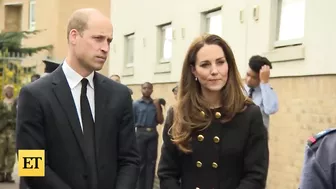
[16,66,140,189]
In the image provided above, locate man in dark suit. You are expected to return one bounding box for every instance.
[16,8,140,189]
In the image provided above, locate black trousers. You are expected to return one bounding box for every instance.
[136,127,158,189]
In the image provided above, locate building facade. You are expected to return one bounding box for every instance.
[0,0,111,75]
[109,0,336,188]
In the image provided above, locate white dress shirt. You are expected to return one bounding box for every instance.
[62,61,95,131]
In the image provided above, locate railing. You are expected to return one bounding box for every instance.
[0,51,42,99]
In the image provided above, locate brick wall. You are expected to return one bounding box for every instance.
[266,75,336,189]
[128,75,336,188]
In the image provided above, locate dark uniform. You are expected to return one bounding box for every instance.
[158,104,269,189]
[298,128,336,189]
[133,99,159,189]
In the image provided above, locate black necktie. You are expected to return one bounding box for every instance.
[80,78,98,188]
[249,88,255,98]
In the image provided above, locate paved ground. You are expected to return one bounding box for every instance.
[0,159,19,189]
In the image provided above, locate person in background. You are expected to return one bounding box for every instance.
[298,128,336,189]
[41,59,60,77]
[166,83,179,121]
[157,34,268,189]
[172,83,178,101]
[110,74,133,95]
[110,74,121,83]
[244,55,278,129]
[133,82,164,189]
[0,85,16,183]
[30,74,40,82]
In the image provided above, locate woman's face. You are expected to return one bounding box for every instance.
[192,44,228,93]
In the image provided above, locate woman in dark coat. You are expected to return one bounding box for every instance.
[157,34,269,189]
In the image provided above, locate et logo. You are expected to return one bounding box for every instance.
[18,150,45,177]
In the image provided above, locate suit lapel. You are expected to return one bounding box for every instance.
[51,67,86,157]
[93,73,108,156]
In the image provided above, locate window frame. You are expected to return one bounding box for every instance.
[158,23,173,63]
[204,9,222,36]
[274,0,305,48]
[124,33,135,68]
[29,0,36,31]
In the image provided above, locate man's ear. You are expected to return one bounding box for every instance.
[69,29,79,45]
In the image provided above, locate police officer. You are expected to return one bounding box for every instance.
[0,84,16,183]
[41,58,60,77]
[298,128,336,189]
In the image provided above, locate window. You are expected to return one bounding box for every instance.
[29,0,36,31]
[275,0,305,47]
[204,9,222,36]
[124,34,135,67]
[159,24,172,62]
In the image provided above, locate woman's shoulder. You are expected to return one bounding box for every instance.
[245,103,261,114]
[236,103,262,120]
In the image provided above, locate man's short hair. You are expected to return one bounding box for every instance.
[67,12,89,41]
[248,55,272,73]
[110,74,120,79]
[141,82,153,88]
[3,84,14,90]
[172,84,178,93]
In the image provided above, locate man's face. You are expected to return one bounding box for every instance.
[245,67,260,88]
[141,83,153,98]
[72,15,113,72]
[110,76,120,83]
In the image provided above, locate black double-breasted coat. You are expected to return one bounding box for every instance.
[158,104,269,189]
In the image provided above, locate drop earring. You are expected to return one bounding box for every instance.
[195,77,198,81]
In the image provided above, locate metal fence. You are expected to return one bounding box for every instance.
[0,51,42,98]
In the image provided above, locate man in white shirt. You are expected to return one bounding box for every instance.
[244,55,279,129]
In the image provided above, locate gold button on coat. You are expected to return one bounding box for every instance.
[212,162,218,168]
[200,111,206,117]
[213,136,220,143]
[197,135,204,142]
[215,112,221,118]
[196,161,202,168]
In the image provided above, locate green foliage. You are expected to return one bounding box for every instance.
[0,30,53,100]
[0,30,53,56]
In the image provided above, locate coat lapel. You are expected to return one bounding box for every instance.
[93,73,108,156]
[51,67,86,157]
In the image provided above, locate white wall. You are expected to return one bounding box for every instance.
[109,0,336,85]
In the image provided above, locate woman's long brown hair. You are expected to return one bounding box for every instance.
[170,34,252,153]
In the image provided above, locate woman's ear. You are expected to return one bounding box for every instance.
[191,65,197,78]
